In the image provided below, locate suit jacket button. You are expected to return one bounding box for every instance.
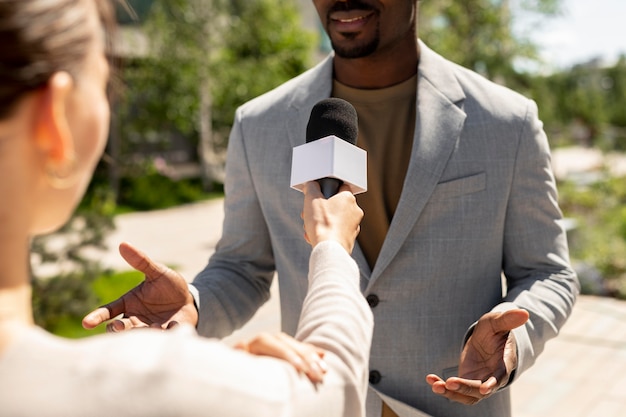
[369,370,382,384]
[366,294,379,308]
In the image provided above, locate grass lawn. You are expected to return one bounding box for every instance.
[50,270,145,338]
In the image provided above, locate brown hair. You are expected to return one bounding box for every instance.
[0,0,116,119]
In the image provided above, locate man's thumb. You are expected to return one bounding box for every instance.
[493,309,529,333]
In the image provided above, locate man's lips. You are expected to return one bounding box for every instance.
[329,10,373,29]
[330,10,375,23]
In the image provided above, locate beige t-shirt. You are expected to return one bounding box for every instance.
[333,76,417,269]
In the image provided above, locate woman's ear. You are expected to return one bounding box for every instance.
[34,72,75,165]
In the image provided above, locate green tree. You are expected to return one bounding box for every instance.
[419,0,561,84]
[558,177,626,299]
[525,60,626,149]
[605,56,626,128]
[31,194,116,336]
[31,0,315,337]
[114,0,315,190]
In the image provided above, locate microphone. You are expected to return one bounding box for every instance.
[306,98,358,198]
[290,98,367,198]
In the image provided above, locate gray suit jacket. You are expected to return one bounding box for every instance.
[192,41,579,417]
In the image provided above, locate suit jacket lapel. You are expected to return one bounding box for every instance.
[285,54,335,149]
[368,41,467,285]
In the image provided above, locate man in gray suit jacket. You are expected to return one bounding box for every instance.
[86,1,578,416]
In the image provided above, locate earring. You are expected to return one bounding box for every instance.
[45,154,79,190]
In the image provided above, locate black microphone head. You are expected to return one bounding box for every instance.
[306,98,358,145]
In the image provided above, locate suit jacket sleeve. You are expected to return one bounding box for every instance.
[191,107,276,338]
[494,99,579,380]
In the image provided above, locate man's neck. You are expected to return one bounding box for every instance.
[333,39,420,89]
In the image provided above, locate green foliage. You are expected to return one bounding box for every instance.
[602,57,626,131]
[32,268,101,338]
[116,0,154,24]
[415,0,626,152]
[104,0,315,200]
[419,0,561,83]
[32,270,145,338]
[527,58,626,149]
[117,165,219,211]
[91,270,145,306]
[559,176,626,299]
[212,0,315,134]
[116,0,315,153]
[31,195,115,277]
[30,178,118,337]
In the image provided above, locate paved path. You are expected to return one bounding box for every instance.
[102,198,626,417]
[512,295,626,417]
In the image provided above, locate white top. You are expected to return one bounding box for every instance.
[0,241,373,417]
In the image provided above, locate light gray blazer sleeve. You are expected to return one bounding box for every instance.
[192,107,276,338]
[498,99,579,380]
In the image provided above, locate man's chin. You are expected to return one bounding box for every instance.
[332,39,379,59]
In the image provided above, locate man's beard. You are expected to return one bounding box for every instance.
[331,32,380,59]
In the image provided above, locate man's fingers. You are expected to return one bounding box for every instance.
[82,296,125,329]
[425,374,445,394]
[491,309,529,333]
[426,374,485,404]
[445,377,483,395]
[118,242,167,281]
[82,306,112,329]
[105,316,150,333]
[480,376,498,395]
[438,389,481,405]
[106,319,130,333]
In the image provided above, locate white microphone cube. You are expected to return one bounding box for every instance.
[290,135,367,195]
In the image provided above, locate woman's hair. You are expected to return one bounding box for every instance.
[0,0,115,119]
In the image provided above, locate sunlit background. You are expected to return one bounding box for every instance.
[518,0,626,70]
[29,3,626,416]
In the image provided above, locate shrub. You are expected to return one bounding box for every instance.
[559,175,626,299]
[32,269,145,338]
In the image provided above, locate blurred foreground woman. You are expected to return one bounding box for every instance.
[0,1,372,416]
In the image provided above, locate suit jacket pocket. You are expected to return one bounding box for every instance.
[429,172,486,202]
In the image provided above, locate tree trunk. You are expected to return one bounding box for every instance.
[197,75,224,191]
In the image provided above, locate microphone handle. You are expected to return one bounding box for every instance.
[318,177,343,199]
